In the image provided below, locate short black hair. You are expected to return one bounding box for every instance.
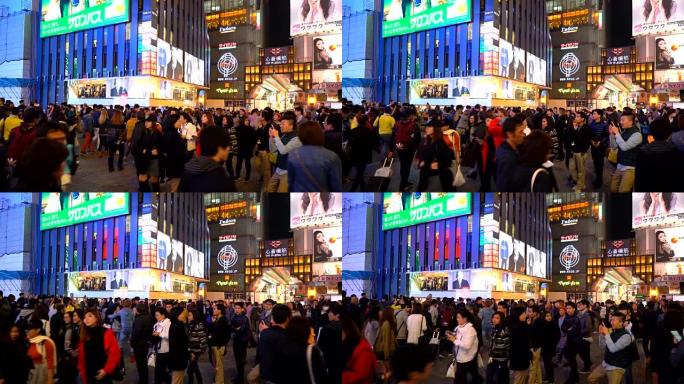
[502,116,523,136]
[155,307,169,318]
[650,118,672,141]
[281,111,296,126]
[566,301,577,310]
[199,125,230,157]
[611,312,626,322]
[391,344,434,381]
[271,304,292,325]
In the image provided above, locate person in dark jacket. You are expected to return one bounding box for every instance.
[130,303,153,384]
[131,113,163,191]
[508,306,531,384]
[636,118,684,191]
[609,111,643,193]
[562,302,582,384]
[416,120,454,192]
[187,309,207,384]
[317,303,343,384]
[15,138,68,192]
[235,117,257,182]
[495,116,525,191]
[589,110,609,189]
[106,110,126,172]
[208,303,230,384]
[231,303,251,384]
[256,304,291,383]
[513,130,556,192]
[282,316,328,384]
[179,125,236,192]
[487,311,511,384]
[167,307,189,383]
[348,114,377,191]
[161,113,188,192]
[650,308,683,384]
[541,311,561,383]
[568,112,592,191]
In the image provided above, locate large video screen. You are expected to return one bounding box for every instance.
[655,34,684,69]
[184,53,205,86]
[632,193,684,228]
[509,239,526,274]
[313,34,342,70]
[382,193,471,230]
[290,0,342,36]
[157,40,184,82]
[526,246,546,279]
[290,193,342,229]
[526,53,547,86]
[632,0,684,36]
[209,239,247,292]
[184,246,205,279]
[313,226,342,263]
[382,0,472,38]
[41,193,129,230]
[40,0,129,38]
[499,231,512,270]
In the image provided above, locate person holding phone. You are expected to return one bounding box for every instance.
[587,312,632,384]
[608,111,643,192]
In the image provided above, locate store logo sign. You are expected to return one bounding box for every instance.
[561,42,579,50]
[219,218,236,226]
[559,245,580,272]
[219,26,236,33]
[217,244,238,270]
[217,52,239,79]
[561,235,579,242]
[559,53,581,81]
[219,42,237,50]
[410,10,445,30]
[219,235,237,242]
[561,26,578,34]
[558,280,580,287]
[561,218,578,226]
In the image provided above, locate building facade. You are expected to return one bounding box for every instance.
[0,193,36,296]
[35,193,209,299]
[0,1,35,103]
[376,0,552,106]
[376,193,551,300]
[34,0,209,107]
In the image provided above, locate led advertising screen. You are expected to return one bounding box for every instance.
[313,226,342,263]
[290,193,342,229]
[632,0,684,36]
[313,34,342,70]
[499,231,513,270]
[157,39,171,78]
[184,54,205,86]
[605,46,633,66]
[499,39,513,78]
[157,231,171,270]
[210,240,246,292]
[508,239,526,274]
[655,34,684,69]
[655,226,684,263]
[264,46,291,66]
[168,239,185,274]
[290,0,342,36]
[40,0,129,38]
[382,193,471,230]
[511,46,527,82]
[40,193,129,230]
[382,0,472,38]
[526,246,546,279]
[526,54,546,86]
[265,239,291,258]
[632,193,684,229]
[184,246,205,279]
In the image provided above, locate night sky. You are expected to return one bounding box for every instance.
[604,0,634,47]
[263,0,292,48]
[264,193,292,240]
[604,193,634,240]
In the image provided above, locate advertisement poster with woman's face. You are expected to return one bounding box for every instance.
[655,226,684,262]
[313,34,342,70]
[633,193,684,228]
[290,0,342,36]
[633,0,684,36]
[313,226,342,262]
[655,34,684,69]
[510,239,526,274]
[290,193,342,228]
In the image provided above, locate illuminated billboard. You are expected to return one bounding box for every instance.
[655,34,684,69]
[382,193,471,230]
[40,193,129,230]
[290,193,342,229]
[210,240,247,292]
[632,193,684,229]
[264,46,291,66]
[632,0,684,36]
[526,246,546,279]
[526,54,547,86]
[290,0,342,36]
[313,226,342,263]
[184,54,205,86]
[67,269,196,295]
[655,226,684,263]
[313,34,342,70]
[184,246,205,279]
[382,0,471,38]
[40,0,129,38]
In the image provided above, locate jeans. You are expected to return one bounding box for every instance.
[542,352,555,382]
[590,145,605,185]
[187,352,203,384]
[349,163,367,191]
[486,361,509,384]
[418,168,452,192]
[134,346,149,384]
[577,339,592,370]
[379,133,393,155]
[397,148,415,190]
[108,141,125,171]
[236,153,252,181]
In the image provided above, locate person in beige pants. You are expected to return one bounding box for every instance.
[587,312,632,384]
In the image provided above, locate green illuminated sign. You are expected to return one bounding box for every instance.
[40,0,129,38]
[382,193,471,230]
[40,193,130,230]
[382,0,472,38]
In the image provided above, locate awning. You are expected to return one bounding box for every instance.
[593,267,644,292]
[249,267,302,292]
[250,74,301,100]
[593,75,644,99]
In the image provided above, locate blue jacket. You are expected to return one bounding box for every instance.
[589,120,609,146]
[561,313,582,343]
[495,141,519,191]
[287,145,342,191]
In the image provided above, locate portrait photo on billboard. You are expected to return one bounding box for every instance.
[509,239,526,274]
[499,231,513,270]
[106,78,129,98]
[632,0,684,36]
[107,270,129,290]
[526,246,546,279]
[632,193,684,228]
[290,0,342,36]
[313,34,342,70]
[168,240,184,275]
[184,54,205,86]
[448,270,472,290]
[510,47,526,82]
[499,39,513,78]
[184,246,205,278]
[157,232,171,270]
[409,271,449,293]
[382,0,472,37]
[655,34,684,69]
[290,193,342,228]
[655,227,684,262]
[313,226,342,262]
[526,54,546,86]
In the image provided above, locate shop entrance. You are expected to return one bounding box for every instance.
[250,266,301,304]
[249,74,300,111]
[590,74,645,109]
[591,267,644,302]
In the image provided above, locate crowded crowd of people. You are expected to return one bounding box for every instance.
[0,291,348,384]
[341,101,684,192]
[0,98,343,192]
[344,292,684,384]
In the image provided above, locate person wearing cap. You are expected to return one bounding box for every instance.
[416,119,454,191]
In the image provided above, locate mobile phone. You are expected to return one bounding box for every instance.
[445,330,456,337]
[672,330,682,343]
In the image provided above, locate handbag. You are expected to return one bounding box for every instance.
[608,147,618,164]
[374,157,394,178]
[417,317,431,345]
[147,351,156,367]
[530,168,548,191]
[450,138,466,187]
[429,331,440,345]
[446,359,457,378]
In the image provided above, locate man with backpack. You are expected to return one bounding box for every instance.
[394,304,410,346]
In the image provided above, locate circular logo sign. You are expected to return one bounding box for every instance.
[217,244,238,270]
[559,53,580,78]
[559,244,580,271]
[217,52,239,78]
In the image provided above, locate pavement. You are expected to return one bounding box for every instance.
[428,333,649,383]
[119,342,257,383]
[344,150,616,192]
[66,151,266,192]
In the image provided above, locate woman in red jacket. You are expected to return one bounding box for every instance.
[78,309,122,384]
[343,315,377,384]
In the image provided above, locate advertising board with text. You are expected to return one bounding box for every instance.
[290,0,342,36]
[209,239,248,291]
[41,193,129,230]
[605,239,633,258]
[313,226,342,263]
[632,0,684,36]
[290,193,342,229]
[655,226,684,263]
[264,46,291,66]
[382,193,471,230]
[632,193,684,229]
[382,0,471,38]
[41,0,129,38]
